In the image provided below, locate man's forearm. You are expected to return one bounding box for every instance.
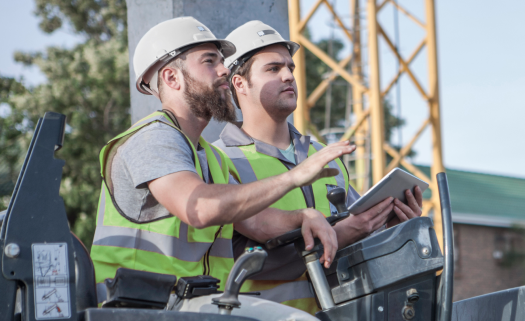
[234,208,304,243]
[150,141,355,228]
[188,172,298,228]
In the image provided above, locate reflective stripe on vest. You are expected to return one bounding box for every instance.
[218,141,349,216]
[90,111,233,290]
[215,138,349,314]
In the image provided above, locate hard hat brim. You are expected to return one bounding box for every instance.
[228,39,300,70]
[136,39,236,97]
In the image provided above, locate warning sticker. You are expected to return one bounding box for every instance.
[32,243,71,320]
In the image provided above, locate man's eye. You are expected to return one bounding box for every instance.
[204,59,213,63]
[268,67,279,72]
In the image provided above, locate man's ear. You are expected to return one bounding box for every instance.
[161,67,182,91]
[232,74,247,96]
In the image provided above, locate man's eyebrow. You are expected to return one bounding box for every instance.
[263,61,285,67]
[263,61,296,68]
[200,52,219,59]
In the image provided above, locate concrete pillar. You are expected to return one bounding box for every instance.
[126,0,290,142]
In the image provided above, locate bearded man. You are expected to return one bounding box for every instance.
[90,18,355,319]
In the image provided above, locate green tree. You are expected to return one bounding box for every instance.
[0,77,28,204]
[0,0,130,249]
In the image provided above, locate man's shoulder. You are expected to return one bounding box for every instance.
[131,121,183,137]
[117,121,193,163]
[124,122,187,146]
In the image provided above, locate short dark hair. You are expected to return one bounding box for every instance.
[230,57,256,108]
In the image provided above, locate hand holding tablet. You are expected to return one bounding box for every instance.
[348,168,428,215]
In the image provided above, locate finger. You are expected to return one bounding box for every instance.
[302,226,314,251]
[414,185,423,208]
[318,232,333,268]
[324,143,355,153]
[317,145,355,162]
[330,229,338,264]
[323,229,338,269]
[326,140,351,148]
[394,198,417,219]
[317,168,340,179]
[405,189,421,214]
[374,203,394,226]
[393,205,409,222]
[360,197,393,217]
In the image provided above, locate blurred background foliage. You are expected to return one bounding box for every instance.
[0,0,130,248]
[0,0,406,249]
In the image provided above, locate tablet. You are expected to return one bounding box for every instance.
[348,168,429,214]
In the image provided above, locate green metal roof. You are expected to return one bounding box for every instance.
[416,165,525,227]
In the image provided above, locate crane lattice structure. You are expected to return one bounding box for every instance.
[288,0,445,246]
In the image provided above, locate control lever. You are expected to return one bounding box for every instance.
[266,187,350,250]
[327,187,347,214]
[212,246,267,315]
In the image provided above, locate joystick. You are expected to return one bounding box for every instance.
[212,247,267,315]
[327,187,347,214]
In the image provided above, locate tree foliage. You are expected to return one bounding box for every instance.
[34,0,127,41]
[0,0,130,249]
[0,3,409,249]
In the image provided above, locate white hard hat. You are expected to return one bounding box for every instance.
[224,20,300,76]
[133,16,236,98]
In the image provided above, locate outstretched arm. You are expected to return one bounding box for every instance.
[148,141,354,227]
[148,141,354,268]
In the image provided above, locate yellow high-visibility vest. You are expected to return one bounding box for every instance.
[214,123,350,315]
[91,111,233,296]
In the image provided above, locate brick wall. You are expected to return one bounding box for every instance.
[453,223,525,302]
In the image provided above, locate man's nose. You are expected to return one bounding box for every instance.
[282,68,294,83]
[218,63,231,78]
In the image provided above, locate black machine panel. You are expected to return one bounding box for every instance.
[1,112,79,321]
[317,275,436,321]
[0,112,264,321]
[326,217,443,305]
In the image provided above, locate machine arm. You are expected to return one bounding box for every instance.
[436,172,454,321]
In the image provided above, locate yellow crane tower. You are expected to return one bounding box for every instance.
[288,0,446,248]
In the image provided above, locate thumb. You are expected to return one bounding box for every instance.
[318,168,339,179]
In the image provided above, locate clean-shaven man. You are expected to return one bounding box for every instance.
[214,21,423,314]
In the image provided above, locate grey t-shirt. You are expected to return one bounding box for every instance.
[110,122,210,222]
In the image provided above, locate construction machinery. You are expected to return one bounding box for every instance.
[2,112,525,320]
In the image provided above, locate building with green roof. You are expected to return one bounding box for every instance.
[415,165,525,302]
[417,165,525,227]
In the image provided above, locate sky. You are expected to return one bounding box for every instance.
[1,0,524,178]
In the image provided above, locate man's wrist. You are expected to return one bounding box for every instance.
[337,216,370,245]
[296,208,309,227]
[278,170,299,190]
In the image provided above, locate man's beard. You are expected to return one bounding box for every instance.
[182,69,236,123]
